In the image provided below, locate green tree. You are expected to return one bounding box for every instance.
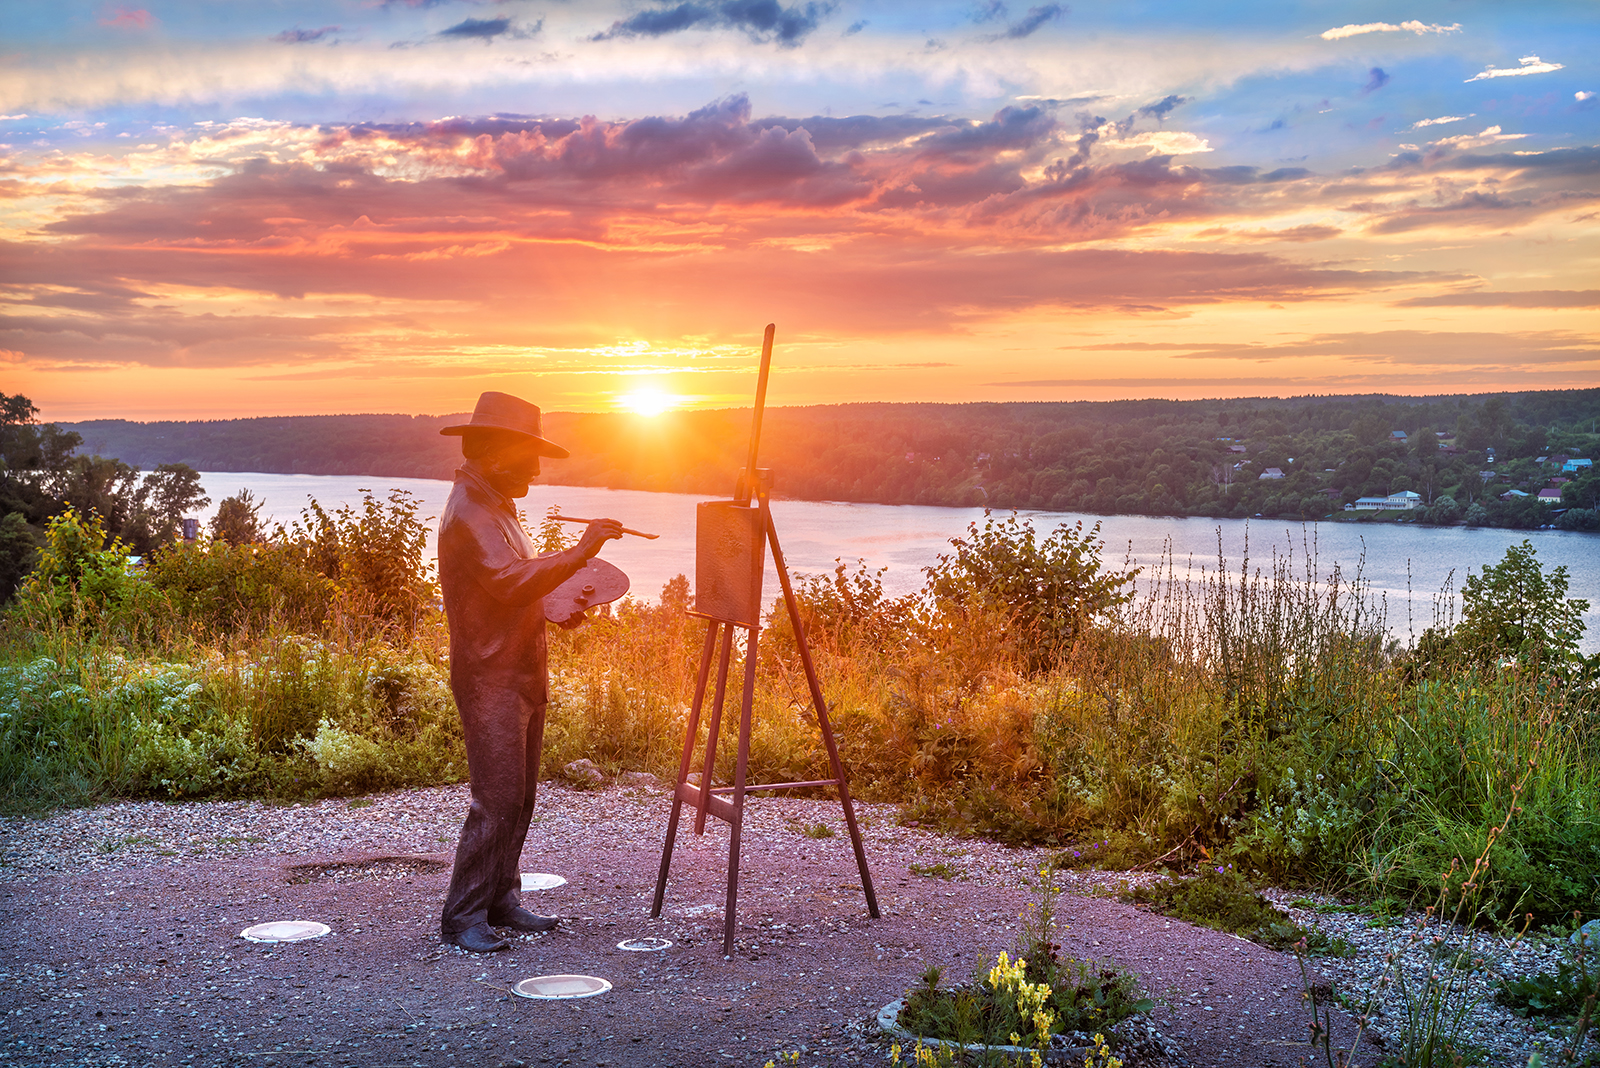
[0,511,38,602]
[210,489,266,545]
[15,506,144,621]
[1414,426,1437,465]
[1453,540,1588,666]
[0,392,82,526]
[1421,496,1461,525]
[125,463,209,554]
[1562,471,1600,510]
[54,454,142,539]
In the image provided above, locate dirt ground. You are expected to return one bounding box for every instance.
[0,786,1375,1068]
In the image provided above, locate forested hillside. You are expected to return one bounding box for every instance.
[63,389,1600,529]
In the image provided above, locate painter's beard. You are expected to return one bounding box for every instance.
[481,454,539,499]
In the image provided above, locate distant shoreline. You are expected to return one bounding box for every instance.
[62,387,1600,533]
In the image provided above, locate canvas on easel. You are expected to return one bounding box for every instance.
[650,324,880,956]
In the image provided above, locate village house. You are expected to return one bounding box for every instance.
[1564,458,1594,473]
[1538,488,1565,505]
[1258,467,1285,480]
[1349,490,1422,511]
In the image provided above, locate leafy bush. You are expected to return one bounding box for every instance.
[0,635,462,809]
[144,539,335,635]
[275,490,437,635]
[923,512,1136,671]
[13,507,158,632]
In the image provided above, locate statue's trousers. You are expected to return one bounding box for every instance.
[440,676,546,935]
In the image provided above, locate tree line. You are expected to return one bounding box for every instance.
[62,388,1600,527]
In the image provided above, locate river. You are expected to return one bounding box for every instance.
[194,472,1600,653]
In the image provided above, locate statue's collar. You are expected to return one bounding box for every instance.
[456,464,517,515]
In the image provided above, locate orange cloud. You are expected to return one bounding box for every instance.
[98,5,156,29]
[2,98,1596,416]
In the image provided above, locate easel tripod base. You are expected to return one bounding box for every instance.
[650,496,880,956]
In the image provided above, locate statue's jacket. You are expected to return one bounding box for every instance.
[437,465,585,703]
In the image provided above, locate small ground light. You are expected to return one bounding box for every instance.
[616,937,672,951]
[240,921,330,943]
[521,872,567,891]
[512,975,611,1000]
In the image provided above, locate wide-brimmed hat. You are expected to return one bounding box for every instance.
[439,391,570,458]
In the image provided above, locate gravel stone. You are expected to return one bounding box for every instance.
[0,784,1406,1066]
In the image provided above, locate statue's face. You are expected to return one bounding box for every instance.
[481,437,543,498]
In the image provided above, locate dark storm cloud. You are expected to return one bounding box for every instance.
[1360,67,1390,95]
[1136,94,1189,122]
[271,26,340,44]
[1448,145,1600,176]
[439,17,513,39]
[999,4,1065,39]
[592,1,834,46]
[918,105,1055,153]
[1363,189,1522,233]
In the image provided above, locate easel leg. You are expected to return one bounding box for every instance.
[653,620,719,918]
[695,626,736,834]
[766,510,881,919]
[724,625,759,956]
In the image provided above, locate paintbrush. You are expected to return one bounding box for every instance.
[552,515,659,540]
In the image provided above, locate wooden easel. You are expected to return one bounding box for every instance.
[650,326,880,956]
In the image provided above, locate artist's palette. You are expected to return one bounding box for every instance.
[512,975,612,1000]
[543,559,629,625]
[617,937,672,952]
[521,872,567,891]
[240,921,330,943]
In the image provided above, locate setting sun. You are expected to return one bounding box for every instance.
[617,386,681,417]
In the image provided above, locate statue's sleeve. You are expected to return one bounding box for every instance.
[452,503,584,606]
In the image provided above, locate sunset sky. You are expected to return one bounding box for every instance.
[3,1,1597,420]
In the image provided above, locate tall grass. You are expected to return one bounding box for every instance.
[2,507,1595,925]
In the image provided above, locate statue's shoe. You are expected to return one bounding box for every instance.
[443,922,509,953]
[489,906,559,933]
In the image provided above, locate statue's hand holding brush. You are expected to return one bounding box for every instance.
[574,517,623,559]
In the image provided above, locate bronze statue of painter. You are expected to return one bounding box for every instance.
[436,391,621,953]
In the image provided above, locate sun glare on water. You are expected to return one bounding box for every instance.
[617,386,680,417]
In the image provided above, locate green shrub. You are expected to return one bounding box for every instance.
[923,512,1136,672]
[144,538,335,635]
[1122,866,1308,950]
[275,490,437,636]
[1495,955,1599,1018]
[16,507,151,626]
[0,633,463,809]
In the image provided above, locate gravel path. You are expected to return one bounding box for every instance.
[0,781,1572,1067]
